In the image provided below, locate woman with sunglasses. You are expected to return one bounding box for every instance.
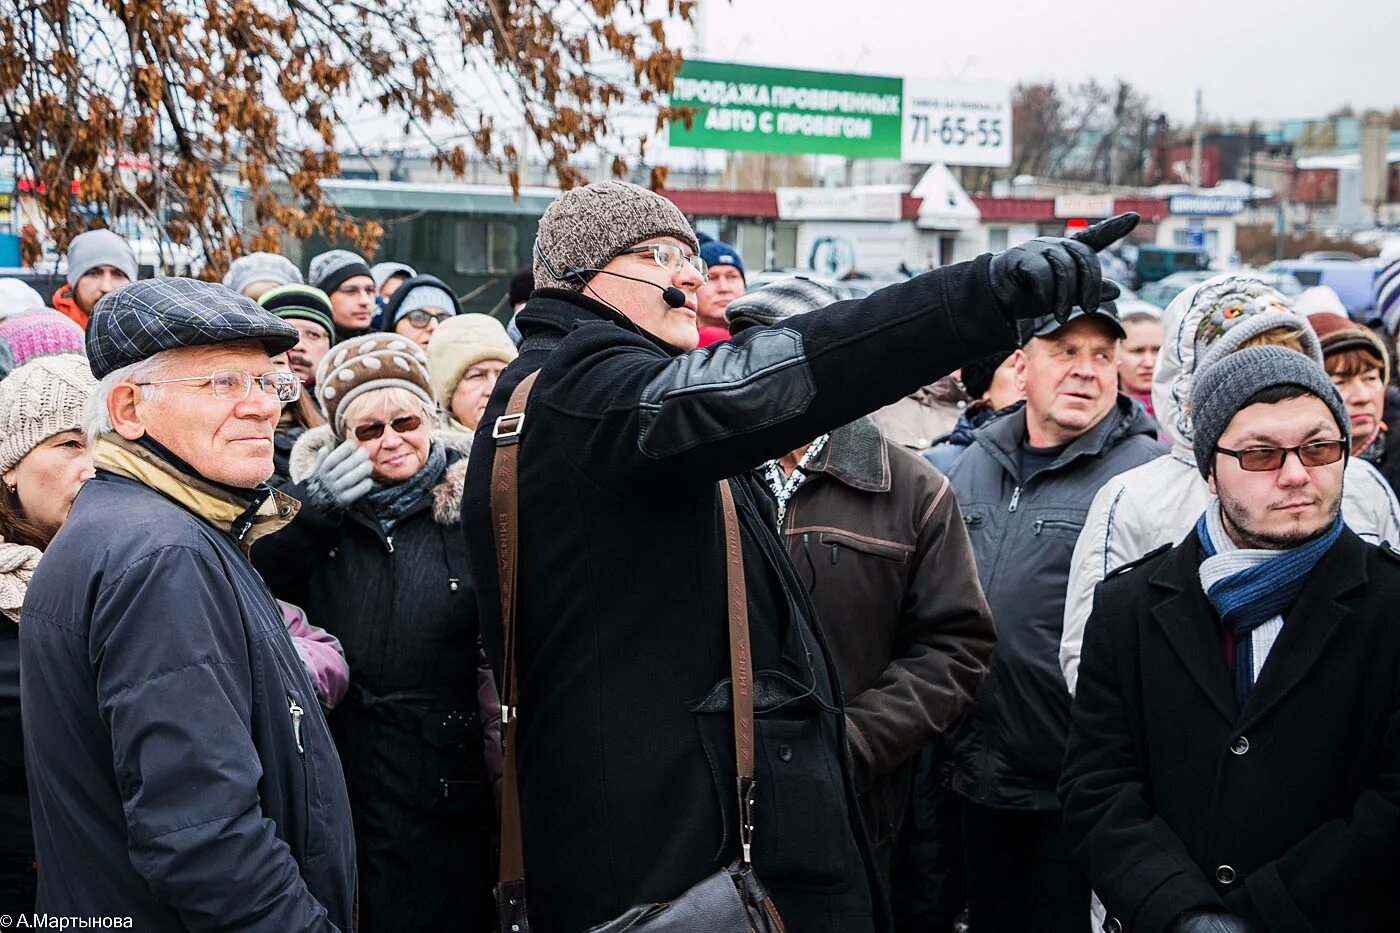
[252,334,497,931]
[379,274,461,350]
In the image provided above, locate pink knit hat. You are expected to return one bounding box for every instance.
[0,310,86,368]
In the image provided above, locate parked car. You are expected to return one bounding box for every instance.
[1136,270,1304,310]
[1132,245,1211,287]
[1264,259,1381,321]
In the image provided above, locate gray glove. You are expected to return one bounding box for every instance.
[989,212,1139,323]
[302,440,373,513]
[1171,910,1257,933]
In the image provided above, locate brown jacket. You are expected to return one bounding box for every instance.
[774,416,995,874]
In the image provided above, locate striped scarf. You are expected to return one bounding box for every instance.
[1195,502,1343,708]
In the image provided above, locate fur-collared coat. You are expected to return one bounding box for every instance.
[253,426,498,930]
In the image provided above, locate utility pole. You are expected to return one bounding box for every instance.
[1191,88,1203,189]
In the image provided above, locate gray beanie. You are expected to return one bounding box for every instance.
[533,181,698,292]
[223,252,302,296]
[307,249,372,295]
[65,230,138,287]
[1190,344,1350,479]
[725,277,845,333]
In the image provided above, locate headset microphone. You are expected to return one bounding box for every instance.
[569,267,689,309]
[533,238,689,310]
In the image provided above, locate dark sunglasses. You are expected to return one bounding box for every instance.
[1215,439,1346,472]
[352,414,423,442]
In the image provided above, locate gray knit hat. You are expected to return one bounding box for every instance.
[1190,345,1350,479]
[307,249,372,295]
[223,252,302,296]
[65,230,137,287]
[533,181,698,292]
[725,277,845,333]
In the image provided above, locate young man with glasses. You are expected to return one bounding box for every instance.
[378,274,461,350]
[1061,345,1400,933]
[20,278,355,928]
[308,249,377,341]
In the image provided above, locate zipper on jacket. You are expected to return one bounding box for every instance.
[287,693,305,757]
[1008,485,1022,512]
[385,534,395,554]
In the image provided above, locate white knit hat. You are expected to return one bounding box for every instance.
[426,314,518,409]
[0,354,97,474]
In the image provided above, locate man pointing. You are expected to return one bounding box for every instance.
[461,180,1136,931]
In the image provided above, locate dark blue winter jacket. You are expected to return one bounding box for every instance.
[20,435,356,929]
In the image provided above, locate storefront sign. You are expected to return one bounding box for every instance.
[1168,194,1245,216]
[775,186,902,221]
[1054,194,1116,219]
[669,60,1010,167]
[901,79,1012,168]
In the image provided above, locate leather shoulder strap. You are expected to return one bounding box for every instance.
[490,373,758,886]
[490,369,538,887]
[718,478,757,866]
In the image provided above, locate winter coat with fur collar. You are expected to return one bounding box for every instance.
[253,426,498,930]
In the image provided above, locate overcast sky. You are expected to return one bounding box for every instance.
[687,0,1399,125]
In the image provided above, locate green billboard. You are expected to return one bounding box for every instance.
[668,59,904,160]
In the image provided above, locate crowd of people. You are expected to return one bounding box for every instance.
[0,185,1396,932]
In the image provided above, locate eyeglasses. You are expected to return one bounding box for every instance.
[401,309,453,328]
[619,243,708,280]
[1215,439,1347,472]
[136,369,302,403]
[351,413,423,442]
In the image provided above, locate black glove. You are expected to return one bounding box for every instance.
[989,212,1140,323]
[1171,909,1257,933]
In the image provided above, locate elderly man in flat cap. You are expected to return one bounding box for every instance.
[21,279,356,930]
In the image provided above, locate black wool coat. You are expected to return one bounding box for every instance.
[254,439,495,930]
[461,260,1019,933]
[1059,527,1400,933]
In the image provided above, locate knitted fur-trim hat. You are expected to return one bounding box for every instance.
[314,333,435,437]
[0,353,97,474]
[533,181,699,292]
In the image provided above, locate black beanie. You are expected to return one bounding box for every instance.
[960,351,1014,400]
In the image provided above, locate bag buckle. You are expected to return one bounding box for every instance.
[737,776,757,866]
[493,413,526,444]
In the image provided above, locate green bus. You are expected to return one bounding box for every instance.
[283,180,556,318]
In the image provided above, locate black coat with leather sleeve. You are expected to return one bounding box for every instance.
[1059,528,1400,933]
[461,260,1019,933]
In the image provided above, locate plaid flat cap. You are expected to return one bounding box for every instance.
[725,276,846,334]
[86,277,299,378]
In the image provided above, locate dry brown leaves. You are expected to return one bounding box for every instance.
[1,0,695,277]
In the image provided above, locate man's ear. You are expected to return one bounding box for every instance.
[1206,464,1218,497]
[108,383,147,441]
[1013,348,1029,394]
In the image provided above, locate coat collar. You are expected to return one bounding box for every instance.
[975,394,1148,484]
[805,417,890,493]
[1148,525,1369,725]
[94,434,297,553]
[515,288,687,357]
